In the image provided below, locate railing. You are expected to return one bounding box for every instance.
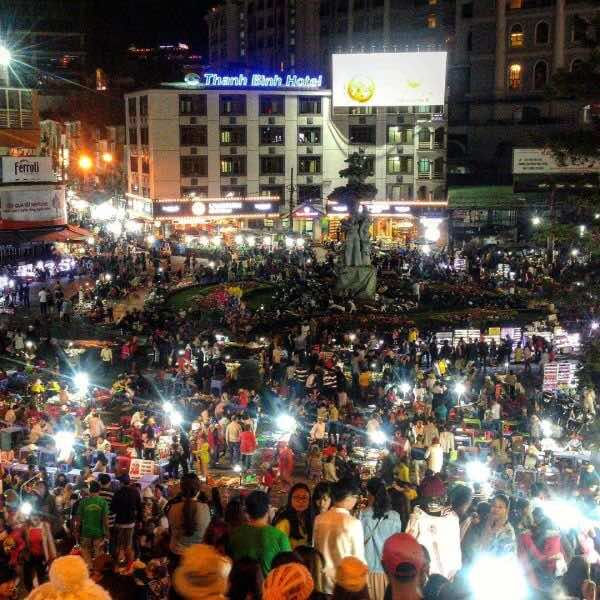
[0,109,33,129]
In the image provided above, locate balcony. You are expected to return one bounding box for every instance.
[0,87,39,148]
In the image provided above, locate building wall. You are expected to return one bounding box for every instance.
[124,87,447,210]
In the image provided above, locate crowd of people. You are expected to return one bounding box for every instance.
[0,231,598,600]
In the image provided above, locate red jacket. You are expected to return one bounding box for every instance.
[240,430,257,455]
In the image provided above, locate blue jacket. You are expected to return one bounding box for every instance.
[359,508,403,572]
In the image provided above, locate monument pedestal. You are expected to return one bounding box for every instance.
[336,265,377,300]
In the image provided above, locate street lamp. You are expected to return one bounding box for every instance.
[0,46,11,67]
[78,156,92,171]
[101,152,113,164]
[531,216,541,226]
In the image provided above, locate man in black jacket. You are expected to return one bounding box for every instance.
[110,475,142,564]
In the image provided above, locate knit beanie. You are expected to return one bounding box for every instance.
[174,544,232,600]
[25,555,111,600]
[335,557,369,592]
[263,563,314,600]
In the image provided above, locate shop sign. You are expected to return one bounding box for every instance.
[1,156,54,183]
[129,459,156,479]
[513,148,600,174]
[185,71,323,90]
[0,184,67,228]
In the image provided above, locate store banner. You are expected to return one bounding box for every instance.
[0,184,67,228]
[513,148,600,174]
[1,156,54,183]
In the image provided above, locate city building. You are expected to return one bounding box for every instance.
[205,0,321,72]
[449,0,599,183]
[124,60,448,243]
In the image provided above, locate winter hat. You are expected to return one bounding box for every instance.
[335,557,369,592]
[25,555,111,600]
[263,563,314,600]
[174,544,232,600]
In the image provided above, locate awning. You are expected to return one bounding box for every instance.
[18,225,93,244]
[448,186,529,210]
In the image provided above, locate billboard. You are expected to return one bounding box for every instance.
[513,148,600,174]
[1,156,54,183]
[0,185,67,229]
[332,52,447,107]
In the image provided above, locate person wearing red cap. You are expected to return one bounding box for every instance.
[405,474,461,580]
[381,533,429,600]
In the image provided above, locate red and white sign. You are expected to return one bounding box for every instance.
[1,157,54,183]
[0,185,67,229]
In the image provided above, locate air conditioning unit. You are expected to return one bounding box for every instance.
[269,147,275,154]
[229,117,237,125]
[190,117,197,125]
[396,146,403,154]
[359,116,366,125]
[231,177,238,184]
[307,117,314,125]
[191,147,197,155]
[269,177,276,184]
[396,175,403,183]
[268,117,275,125]
[191,178,198,185]
[397,116,404,124]
[230,147,237,155]
[306,147,313,154]
[307,176,313,184]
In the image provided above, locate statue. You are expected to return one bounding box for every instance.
[329,151,377,299]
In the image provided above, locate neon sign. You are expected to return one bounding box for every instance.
[184,72,323,90]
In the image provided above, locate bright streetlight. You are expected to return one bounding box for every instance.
[0,46,11,67]
[78,155,92,171]
[531,216,541,226]
[101,152,113,164]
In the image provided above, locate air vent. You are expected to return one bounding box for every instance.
[307,117,313,125]
[268,117,275,125]
[190,117,197,124]
[396,175,403,183]
[359,116,366,125]
[306,147,313,154]
[269,147,275,154]
[191,147,197,155]
[231,177,238,185]
[269,177,276,184]
[229,117,237,125]
[230,147,237,155]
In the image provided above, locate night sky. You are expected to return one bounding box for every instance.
[90,0,213,67]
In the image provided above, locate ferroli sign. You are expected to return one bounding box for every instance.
[1,156,55,183]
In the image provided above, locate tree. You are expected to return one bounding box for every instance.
[545,14,600,165]
[327,150,377,214]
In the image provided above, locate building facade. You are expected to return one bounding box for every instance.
[124,78,447,242]
[205,0,321,72]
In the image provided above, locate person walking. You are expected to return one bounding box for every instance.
[226,415,242,465]
[76,481,109,567]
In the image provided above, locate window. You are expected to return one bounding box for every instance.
[259,95,285,115]
[363,155,375,176]
[298,97,322,114]
[387,156,413,174]
[372,15,383,30]
[220,156,247,176]
[387,184,413,202]
[298,127,321,145]
[219,95,246,116]
[179,95,207,116]
[348,106,375,115]
[180,125,207,146]
[387,127,414,145]
[510,24,524,48]
[571,59,584,73]
[535,21,549,45]
[427,14,437,28]
[220,126,247,145]
[181,156,208,177]
[418,128,431,145]
[128,97,136,118]
[298,185,322,203]
[260,156,285,175]
[429,0,438,4]
[298,156,321,174]
[139,96,148,116]
[221,185,246,197]
[128,127,137,145]
[181,186,208,197]
[130,156,138,172]
[140,127,149,145]
[418,158,431,175]
[141,157,150,174]
[461,2,473,18]
[508,63,522,90]
[572,15,588,43]
[533,61,548,90]
[349,125,376,145]
[260,185,284,200]
[260,126,285,145]
[509,0,522,8]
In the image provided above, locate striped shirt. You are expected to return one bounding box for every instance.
[99,488,115,527]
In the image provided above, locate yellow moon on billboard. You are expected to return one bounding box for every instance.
[346,75,375,103]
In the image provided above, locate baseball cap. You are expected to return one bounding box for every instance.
[382,533,426,579]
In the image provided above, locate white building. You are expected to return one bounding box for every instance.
[124,73,447,243]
